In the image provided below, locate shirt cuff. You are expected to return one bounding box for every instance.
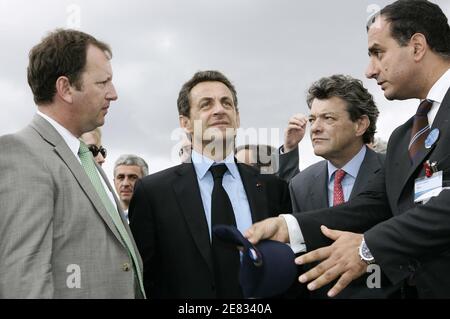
[280,214,306,253]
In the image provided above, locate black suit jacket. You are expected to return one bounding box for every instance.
[129,162,291,299]
[297,88,450,298]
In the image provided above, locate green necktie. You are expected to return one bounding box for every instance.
[78,141,146,298]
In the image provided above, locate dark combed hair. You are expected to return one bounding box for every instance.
[367,0,450,59]
[306,74,379,144]
[177,70,238,117]
[27,29,112,105]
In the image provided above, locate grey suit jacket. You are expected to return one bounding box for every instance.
[290,147,384,212]
[0,115,143,298]
[289,147,397,298]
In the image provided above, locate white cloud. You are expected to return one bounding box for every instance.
[0,0,446,177]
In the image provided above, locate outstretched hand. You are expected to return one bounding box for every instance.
[295,225,367,297]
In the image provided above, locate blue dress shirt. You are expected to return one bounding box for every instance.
[191,150,253,240]
[327,146,367,207]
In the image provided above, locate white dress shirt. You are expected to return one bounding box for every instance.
[36,111,118,209]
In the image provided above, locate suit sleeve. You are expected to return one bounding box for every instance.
[277,147,300,182]
[295,167,392,251]
[289,180,301,212]
[0,136,55,298]
[277,176,292,215]
[129,179,157,298]
[365,187,450,285]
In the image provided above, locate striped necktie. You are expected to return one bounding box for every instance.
[408,99,433,162]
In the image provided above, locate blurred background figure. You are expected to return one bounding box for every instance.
[367,136,388,154]
[80,128,107,166]
[113,154,149,222]
[178,132,192,163]
[235,144,278,175]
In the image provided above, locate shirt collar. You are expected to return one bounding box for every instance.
[427,68,450,105]
[327,145,367,182]
[425,68,450,126]
[191,149,239,180]
[36,111,81,159]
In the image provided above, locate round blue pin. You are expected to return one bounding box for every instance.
[425,128,440,149]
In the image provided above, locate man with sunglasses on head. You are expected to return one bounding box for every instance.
[81,128,107,165]
[0,29,144,299]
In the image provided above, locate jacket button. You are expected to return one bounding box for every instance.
[122,263,131,272]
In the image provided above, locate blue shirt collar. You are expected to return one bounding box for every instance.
[191,150,239,180]
[327,145,367,182]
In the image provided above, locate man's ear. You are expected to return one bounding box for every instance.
[410,33,427,61]
[55,76,74,103]
[355,115,370,137]
[179,115,192,133]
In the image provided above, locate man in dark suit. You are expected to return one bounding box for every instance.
[129,70,291,299]
[246,0,450,299]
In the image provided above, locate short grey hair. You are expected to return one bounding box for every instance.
[114,154,149,177]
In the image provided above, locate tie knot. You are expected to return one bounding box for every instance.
[210,164,228,180]
[334,169,346,184]
[416,99,433,116]
[78,140,91,156]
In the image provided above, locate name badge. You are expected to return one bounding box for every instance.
[414,171,443,204]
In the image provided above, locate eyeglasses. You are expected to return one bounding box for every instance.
[88,145,107,158]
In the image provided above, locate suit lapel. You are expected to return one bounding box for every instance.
[310,162,329,210]
[237,164,268,223]
[172,164,213,273]
[387,120,414,202]
[350,148,382,199]
[30,115,125,247]
[394,88,450,202]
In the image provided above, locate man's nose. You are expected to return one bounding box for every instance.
[212,101,226,114]
[310,119,321,133]
[96,153,105,165]
[365,60,378,79]
[107,82,118,101]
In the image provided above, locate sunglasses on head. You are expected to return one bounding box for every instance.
[88,145,107,158]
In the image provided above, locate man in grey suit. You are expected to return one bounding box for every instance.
[285,75,396,298]
[0,29,144,298]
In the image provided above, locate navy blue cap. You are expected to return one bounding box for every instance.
[213,224,297,298]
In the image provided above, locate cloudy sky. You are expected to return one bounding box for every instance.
[1,0,449,180]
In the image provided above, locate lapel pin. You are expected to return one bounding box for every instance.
[425,128,440,149]
[424,161,432,178]
[256,182,262,188]
[430,161,439,173]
